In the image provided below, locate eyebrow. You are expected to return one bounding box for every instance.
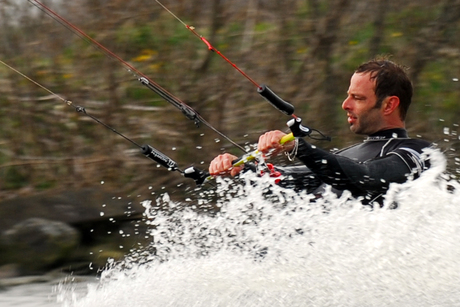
[347,91,365,99]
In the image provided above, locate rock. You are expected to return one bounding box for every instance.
[0,264,20,279]
[0,188,149,275]
[0,187,144,233]
[1,218,80,274]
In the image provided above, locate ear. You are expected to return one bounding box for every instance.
[382,96,400,116]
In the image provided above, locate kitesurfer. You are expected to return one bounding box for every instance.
[208,58,432,205]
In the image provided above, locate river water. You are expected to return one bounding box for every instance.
[0,276,97,307]
[0,282,61,306]
[2,148,460,306]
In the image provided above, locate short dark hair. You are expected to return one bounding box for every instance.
[355,58,412,120]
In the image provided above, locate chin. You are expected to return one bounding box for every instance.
[349,125,358,133]
[350,126,366,135]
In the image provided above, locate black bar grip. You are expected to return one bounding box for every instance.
[257,84,295,116]
[141,144,178,170]
[286,117,311,137]
[184,166,210,185]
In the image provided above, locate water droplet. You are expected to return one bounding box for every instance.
[100,181,105,185]
[100,212,105,216]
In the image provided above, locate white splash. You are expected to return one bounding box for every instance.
[59,149,460,307]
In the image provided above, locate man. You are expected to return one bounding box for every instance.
[208,58,431,205]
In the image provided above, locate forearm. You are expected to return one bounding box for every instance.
[275,165,323,193]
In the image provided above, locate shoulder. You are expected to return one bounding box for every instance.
[386,138,432,175]
[387,138,432,153]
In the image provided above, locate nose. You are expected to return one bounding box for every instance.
[342,96,351,111]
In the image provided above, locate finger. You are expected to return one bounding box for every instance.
[209,156,225,175]
[257,132,269,152]
[230,165,243,177]
[258,131,282,153]
[220,157,231,172]
[209,159,218,174]
[209,154,235,175]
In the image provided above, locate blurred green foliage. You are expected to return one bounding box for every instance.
[0,0,459,197]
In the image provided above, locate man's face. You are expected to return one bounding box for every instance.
[342,72,385,135]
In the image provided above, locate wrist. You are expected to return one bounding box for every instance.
[284,138,299,161]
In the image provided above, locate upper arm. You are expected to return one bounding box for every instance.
[387,147,428,177]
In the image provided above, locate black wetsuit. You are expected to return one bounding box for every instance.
[276,128,431,204]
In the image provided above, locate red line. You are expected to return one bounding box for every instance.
[31,0,186,108]
[187,28,261,89]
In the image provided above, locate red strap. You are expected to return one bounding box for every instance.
[266,163,282,177]
[259,163,282,184]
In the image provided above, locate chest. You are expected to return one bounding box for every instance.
[336,140,402,162]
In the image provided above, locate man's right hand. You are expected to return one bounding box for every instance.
[258,130,295,155]
[209,153,244,177]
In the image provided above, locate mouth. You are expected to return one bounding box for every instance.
[347,114,356,125]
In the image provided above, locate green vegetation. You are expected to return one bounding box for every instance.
[0,0,459,196]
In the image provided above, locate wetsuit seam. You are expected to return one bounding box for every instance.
[379,139,395,157]
[387,152,412,173]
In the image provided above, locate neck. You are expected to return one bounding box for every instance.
[365,128,408,141]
